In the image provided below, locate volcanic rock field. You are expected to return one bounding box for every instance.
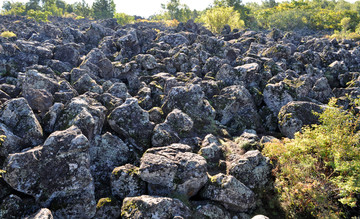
[0,15,359,218]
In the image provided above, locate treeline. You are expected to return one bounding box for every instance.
[2,0,360,38]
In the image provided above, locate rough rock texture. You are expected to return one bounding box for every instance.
[54,94,107,140]
[108,98,154,150]
[94,197,121,219]
[152,109,193,147]
[1,15,359,218]
[121,195,192,218]
[200,173,256,212]
[90,132,131,198]
[111,164,146,200]
[278,101,324,138]
[139,144,208,197]
[0,98,43,146]
[3,126,96,218]
[227,150,272,189]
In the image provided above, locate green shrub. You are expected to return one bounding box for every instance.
[27,10,52,22]
[196,6,245,33]
[0,31,16,38]
[114,12,134,26]
[264,98,360,218]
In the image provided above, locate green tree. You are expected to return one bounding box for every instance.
[161,0,193,22]
[213,0,250,26]
[73,0,92,18]
[25,0,41,12]
[92,0,115,19]
[2,1,26,16]
[196,6,245,33]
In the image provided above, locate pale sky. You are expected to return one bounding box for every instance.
[0,0,358,18]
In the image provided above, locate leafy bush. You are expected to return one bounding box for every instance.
[196,6,245,33]
[114,12,134,26]
[264,98,360,218]
[267,8,309,30]
[0,31,16,38]
[27,10,52,22]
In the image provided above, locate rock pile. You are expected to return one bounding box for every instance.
[0,15,359,218]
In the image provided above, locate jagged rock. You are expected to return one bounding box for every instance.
[278,101,324,138]
[0,194,24,218]
[227,150,271,189]
[136,54,158,70]
[0,123,22,159]
[24,208,53,219]
[200,173,256,212]
[121,195,192,218]
[90,132,131,198]
[23,88,54,113]
[53,44,80,67]
[108,98,154,149]
[199,134,223,163]
[263,82,294,115]
[158,33,189,47]
[54,94,107,140]
[152,109,193,147]
[193,202,231,219]
[213,85,261,135]
[21,69,59,95]
[0,98,43,146]
[106,82,131,99]
[42,103,64,134]
[3,126,96,218]
[73,73,103,94]
[148,107,164,124]
[111,164,146,199]
[139,144,207,197]
[162,84,216,132]
[94,197,121,219]
[80,48,114,79]
[215,63,241,86]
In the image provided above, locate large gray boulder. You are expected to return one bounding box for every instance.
[108,98,155,150]
[3,126,96,218]
[162,84,216,132]
[278,101,324,138]
[80,48,114,79]
[139,144,208,197]
[0,98,43,146]
[121,195,192,218]
[263,82,294,115]
[200,173,256,212]
[110,164,146,200]
[227,150,272,189]
[54,94,107,140]
[152,109,193,147]
[213,85,261,135]
[90,132,131,198]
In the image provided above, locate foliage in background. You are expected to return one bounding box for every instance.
[196,6,244,33]
[92,0,115,19]
[27,9,52,22]
[114,12,135,26]
[264,98,360,218]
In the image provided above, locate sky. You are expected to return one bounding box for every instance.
[0,0,358,18]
